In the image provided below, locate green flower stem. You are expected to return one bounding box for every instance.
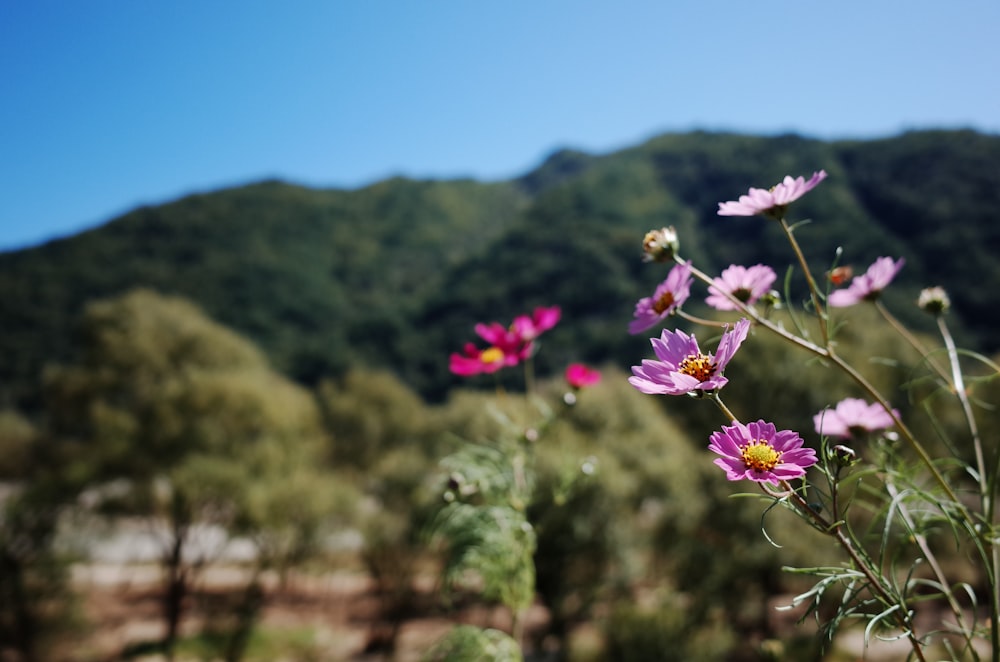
[677,255,828,357]
[779,481,929,662]
[677,309,729,328]
[677,255,967,520]
[884,477,972,645]
[825,349,967,517]
[710,392,738,423]
[874,300,951,385]
[778,217,829,346]
[937,314,998,661]
[935,315,989,513]
[523,356,536,424]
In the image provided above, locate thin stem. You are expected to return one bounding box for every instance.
[935,315,988,511]
[884,478,972,644]
[826,349,966,511]
[780,482,928,661]
[677,309,730,328]
[683,253,963,508]
[677,255,828,356]
[778,217,829,346]
[875,300,951,386]
[710,392,738,422]
[522,356,535,424]
[938,314,997,660]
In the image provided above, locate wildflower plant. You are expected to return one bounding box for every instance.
[429,306,602,659]
[630,170,1000,660]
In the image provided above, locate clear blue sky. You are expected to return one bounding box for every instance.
[2,1,998,252]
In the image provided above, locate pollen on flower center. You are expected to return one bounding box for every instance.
[678,353,716,382]
[652,291,676,314]
[480,347,505,364]
[740,441,782,472]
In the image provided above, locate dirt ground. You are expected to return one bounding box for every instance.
[50,562,977,662]
[66,563,556,662]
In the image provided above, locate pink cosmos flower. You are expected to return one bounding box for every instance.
[709,419,817,485]
[827,257,905,308]
[705,264,777,311]
[629,318,751,395]
[450,306,562,377]
[474,321,531,361]
[565,363,602,389]
[813,398,898,439]
[512,305,562,342]
[449,343,517,376]
[718,170,828,218]
[629,262,693,334]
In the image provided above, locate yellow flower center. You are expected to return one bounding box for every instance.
[480,347,505,364]
[652,291,676,314]
[678,353,716,382]
[740,441,782,472]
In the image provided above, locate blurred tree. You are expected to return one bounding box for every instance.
[42,288,345,660]
[316,368,436,471]
[0,411,84,662]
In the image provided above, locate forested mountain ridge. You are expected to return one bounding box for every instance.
[2,129,998,407]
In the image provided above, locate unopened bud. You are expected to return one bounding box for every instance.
[918,287,950,315]
[827,266,853,286]
[642,226,679,263]
[760,289,782,309]
[829,444,858,467]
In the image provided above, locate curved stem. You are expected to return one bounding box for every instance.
[677,309,730,328]
[778,217,829,346]
[937,315,997,660]
[884,478,972,644]
[780,482,928,661]
[710,392,738,422]
[935,316,988,512]
[875,300,951,386]
[681,252,962,507]
[677,255,828,356]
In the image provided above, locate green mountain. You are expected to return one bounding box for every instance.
[2,129,998,408]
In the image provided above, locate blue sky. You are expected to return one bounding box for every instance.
[2,1,998,252]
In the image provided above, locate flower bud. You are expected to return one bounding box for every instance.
[829,444,858,467]
[642,226,679,262]
[760,289,782,310]
[918,286,950,315]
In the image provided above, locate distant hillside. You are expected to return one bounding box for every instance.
[2,129,998,407]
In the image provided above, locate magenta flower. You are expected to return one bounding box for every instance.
[629,262,693,334]
[709,419,817,485]
[565,363,602,389]
[449,343,516,376]
[827,257,905,308]
[451,305,562,377]
[512,305,561,342]
[718,170,828,218]
[474,321,531,361]
[705,264,777,311]
[813,398,898,439]
[629,318,750,395]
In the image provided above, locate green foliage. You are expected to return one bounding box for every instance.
[604,599,734,662]
[0,410,36,478]
[0,482,83,660]
[316,368,435,471]
[432,502,537,613]
[2,131,998,408]
[422,625,523,662]
[40,288,346,656]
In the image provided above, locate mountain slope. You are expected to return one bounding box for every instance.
[2,129,998,407]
